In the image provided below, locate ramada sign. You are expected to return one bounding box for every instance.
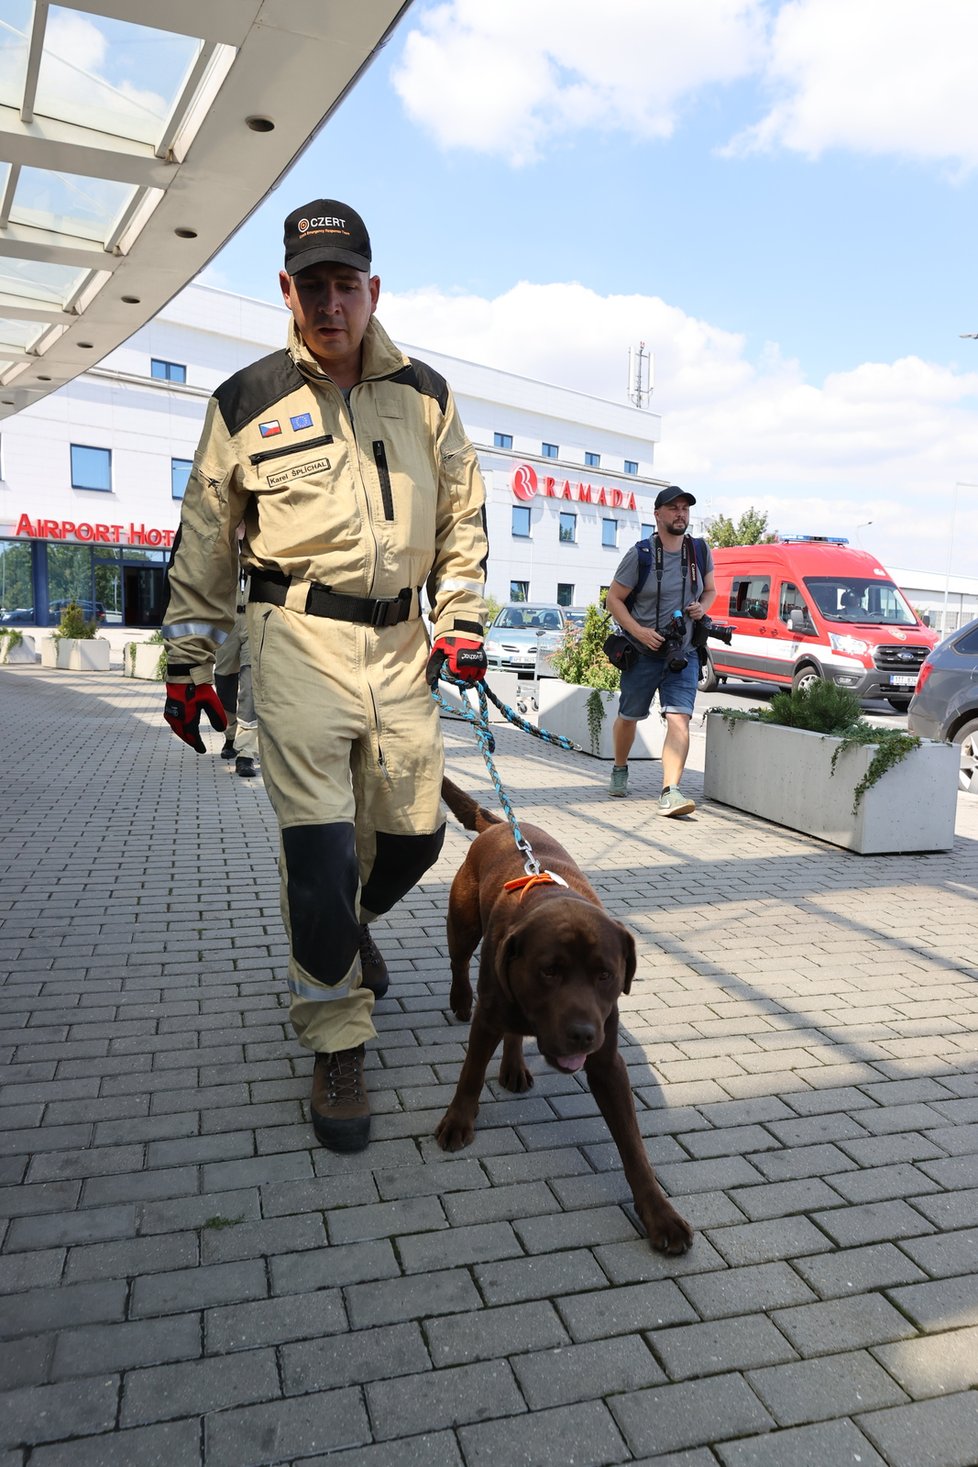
[511,462,639,512]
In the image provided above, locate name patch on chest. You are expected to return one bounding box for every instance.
[266,456,331,488]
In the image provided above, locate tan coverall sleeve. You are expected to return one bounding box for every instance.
[162,399,252,685]
[426,387,489,641]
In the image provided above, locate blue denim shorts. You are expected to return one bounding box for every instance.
[618,652,699,720]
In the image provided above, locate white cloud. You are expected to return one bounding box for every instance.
[725,0,978,171]
[393,0,978,173]
[380,280,978,574]
[392,0,767,164]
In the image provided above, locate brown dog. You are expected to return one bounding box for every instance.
[436,777,693,1255]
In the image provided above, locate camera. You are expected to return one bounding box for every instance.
[691,615,735,650]
[660,610,688,672]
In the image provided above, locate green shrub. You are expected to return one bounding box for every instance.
[53,601,96,641]
[0,628,23,649]
[550,602,620,691]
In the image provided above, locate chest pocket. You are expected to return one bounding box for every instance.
[249,434,334,488]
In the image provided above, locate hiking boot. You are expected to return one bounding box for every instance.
[609,765,629,798]
[235,756,259,778]
[220,738,236,760]
[658,786,695,817]
[310,1046,370,1152]
[358,923,389,999]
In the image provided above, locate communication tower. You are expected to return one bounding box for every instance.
[627,342,653,408]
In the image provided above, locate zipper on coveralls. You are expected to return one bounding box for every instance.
[372,440,394,520]
[248,433,334,466]
[367,682,392,788]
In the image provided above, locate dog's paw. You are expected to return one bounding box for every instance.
[448,982,473,1022]
[498,1059,534,1093]
[435,1110,476,1151]
[642,1202,694,1255]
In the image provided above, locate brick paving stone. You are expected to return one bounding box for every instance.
[204,1386,370,1467]
[812,1198,937,1248]
[512,1332,666,1409]
[0,1279,126,1338]
[270,1237,398,1295]
[555,1280,699,1341]
[678,1262,817,1320]
[652,1313,798,1381]
[474,1248,609,1307]
[706,1215,833,1267]
[746,1348,908,1426]
[51,1314,201,1379]
[424,1300,569,1367]
[772,1292,917,1354]
[715,1417,887,1466]
[205,1289,347,1352]
[886,1273,978,1332]
[791,1241,928,1299]
[728,1177,845,1220]
[284,1428,464,1467]
[29,1420,203,1467]
[898,1225,978,1278]
[346,1266,482,1328]
[458,1399,627,1467]
[366,1358,524,1439]
[594,1233,727,1285]
[857,1391,978,1467]
[609,1372,774,1457]
[130,1258,267,1317]
[0,1374,119,1449]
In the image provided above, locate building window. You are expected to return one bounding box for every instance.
[557,583,574,607]
[171,458,193,501]
[542,442,559,459]
[602,519,618,549]
[151,358,187,383]
[559,512,577,544]
[585,451,600,468]
[494,431,513,449]
[511,505,531,537]
[641,522,654,540]
[70,444,112,492]
[624,459,638,476]
[510,580,529,602]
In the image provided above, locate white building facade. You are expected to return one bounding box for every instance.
[0,282,668,629]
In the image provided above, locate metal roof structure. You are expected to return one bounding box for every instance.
[0,0,412,421]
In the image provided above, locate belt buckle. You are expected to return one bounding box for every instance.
[370,597,398,628]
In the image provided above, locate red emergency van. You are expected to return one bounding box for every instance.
[700,536,939,710]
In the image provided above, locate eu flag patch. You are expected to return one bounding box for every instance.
[259,420,281,438]
[290,412,313,431]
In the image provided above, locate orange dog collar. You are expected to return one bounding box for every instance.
[503,871,569,902]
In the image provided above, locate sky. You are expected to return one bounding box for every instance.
[201,0,978,580]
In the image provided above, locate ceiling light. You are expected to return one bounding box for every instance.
[246,116,274,132]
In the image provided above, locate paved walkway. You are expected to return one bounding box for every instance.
[2,661,978,1467]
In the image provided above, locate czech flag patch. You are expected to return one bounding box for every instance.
[259,420,282,438]
[290,412,313,431]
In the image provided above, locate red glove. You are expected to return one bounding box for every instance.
[163,682,228,753]
[425,636,487,688]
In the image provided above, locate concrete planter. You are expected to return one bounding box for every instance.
[703,712,959,854]
[41,637,111,671]
[536,680,665,759]
[0,633,36,665]
[123,641,166,680]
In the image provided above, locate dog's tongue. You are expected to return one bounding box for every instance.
[555,1053,587,1073]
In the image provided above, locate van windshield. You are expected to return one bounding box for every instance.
[803,578,917,626]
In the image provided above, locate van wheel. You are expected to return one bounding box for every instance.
[792,665,821,695]
[886,697,911,712]
[697,652,718,693]
[954,718,978,794]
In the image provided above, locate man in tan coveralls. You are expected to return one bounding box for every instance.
[162,199,489,1152]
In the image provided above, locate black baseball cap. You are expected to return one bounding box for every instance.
[654,485,697,509]
[283,199,371,276]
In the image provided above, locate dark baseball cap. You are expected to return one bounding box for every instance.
[283,199,371,276]
[654,485,697,509]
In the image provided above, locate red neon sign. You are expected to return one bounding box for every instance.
[14,514,176,548]
[510,462,638,512]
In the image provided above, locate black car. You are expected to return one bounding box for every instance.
[0,607,35,624]
[48,599,106,625]
[907,616,978,793]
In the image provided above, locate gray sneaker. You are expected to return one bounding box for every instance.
[609,765,629,798]
[658,786,695,817]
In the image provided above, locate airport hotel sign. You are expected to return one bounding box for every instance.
[9,513,176,548]
[510,462,640,511]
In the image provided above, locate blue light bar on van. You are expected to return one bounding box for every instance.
[778,535,849,545]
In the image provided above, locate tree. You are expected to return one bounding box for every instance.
[705,507,778,547]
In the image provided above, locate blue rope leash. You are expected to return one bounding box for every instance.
[432,674,580,874]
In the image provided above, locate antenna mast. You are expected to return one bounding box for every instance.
[627,342,653,408]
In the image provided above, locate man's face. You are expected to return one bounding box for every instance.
[654,498,694,535]
[279,261,380,377]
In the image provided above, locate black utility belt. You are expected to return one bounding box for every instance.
[249,570,418,628]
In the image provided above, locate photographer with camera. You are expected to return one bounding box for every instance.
[605,487,718,814]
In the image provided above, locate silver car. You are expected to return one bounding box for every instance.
[907,616,978,793]
[484,604,586,677]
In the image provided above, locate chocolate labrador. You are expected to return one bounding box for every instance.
[436,776,693,1255]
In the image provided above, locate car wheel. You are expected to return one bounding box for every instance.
[792,665,821,696]
[953,717,978,794]
[697,652,718,693]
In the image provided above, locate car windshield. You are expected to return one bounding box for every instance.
[495,607,560,630]
[803,578,918,626]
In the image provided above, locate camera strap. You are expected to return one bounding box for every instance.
[652,534,690,634]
